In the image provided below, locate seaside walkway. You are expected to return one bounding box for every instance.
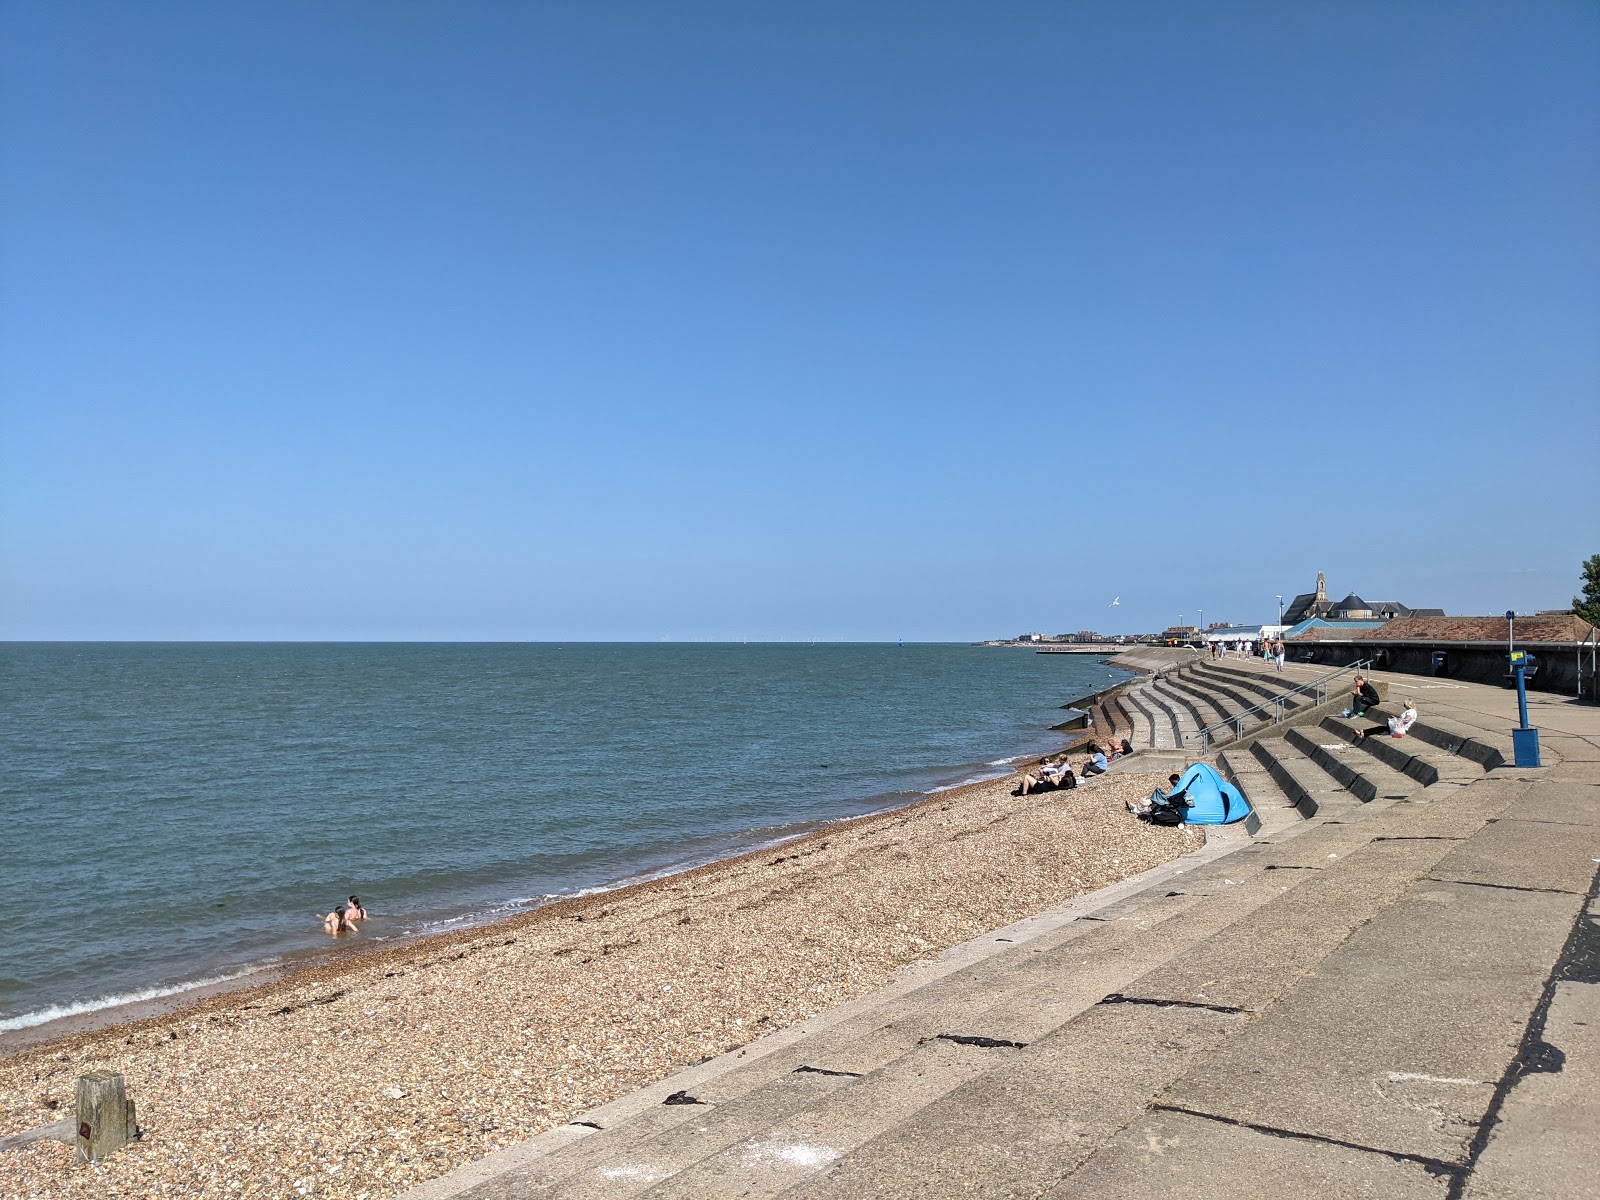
[405,671,1600,1200]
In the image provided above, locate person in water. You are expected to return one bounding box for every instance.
[323,905,359,935]
[346,894,367,920]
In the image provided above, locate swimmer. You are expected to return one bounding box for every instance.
[323,904,359,935]
[346,894,368,920]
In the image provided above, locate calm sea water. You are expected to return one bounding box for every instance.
[0,643,1128,1032]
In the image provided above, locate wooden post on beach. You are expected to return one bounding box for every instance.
[75,1071,137,1162]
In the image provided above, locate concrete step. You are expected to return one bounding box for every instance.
[1249,736,1363,818]
[1132,684,1182,749]
[1192,661,1314,707]
[1216,748,1308,837]
[1145,681,1200,746]
[1152,674,1231,732]
[1368,705,1512,771]
[1146,820,1600,1173]
[787,829,1499,1199]
[1319,715,1484,789]
[1109,691,1149,747]
[1284,725,1421,804]
[1117,687,1160,749]
[1177,662,1273,720]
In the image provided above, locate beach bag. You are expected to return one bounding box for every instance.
[1147,806,1184,826]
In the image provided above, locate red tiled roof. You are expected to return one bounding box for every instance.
[1350,614,1596,643]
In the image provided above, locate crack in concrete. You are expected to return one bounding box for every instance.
[1098,993,1248,1015]
[793,1065,863,1078]
[1424,877,1581,896]
[1148,1104,1463,1180]
[933,1034,1028,1049]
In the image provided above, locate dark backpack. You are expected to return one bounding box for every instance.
[1147,806,1184,826]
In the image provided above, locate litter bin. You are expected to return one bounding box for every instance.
[1431,651,1448,677]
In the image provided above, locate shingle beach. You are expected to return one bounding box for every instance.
[0,766,1201,1200]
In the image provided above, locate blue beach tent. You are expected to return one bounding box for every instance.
[1151,763,1253,826]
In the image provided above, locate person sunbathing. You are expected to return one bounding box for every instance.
[1015,757,1076,795]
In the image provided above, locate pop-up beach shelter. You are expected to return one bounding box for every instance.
[1151,763,1253,825]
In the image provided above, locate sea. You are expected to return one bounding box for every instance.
[0,642,1129,1035]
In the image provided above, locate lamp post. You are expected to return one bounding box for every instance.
[1276,594,1284,627]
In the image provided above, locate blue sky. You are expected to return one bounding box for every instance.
[3,1,1596,640]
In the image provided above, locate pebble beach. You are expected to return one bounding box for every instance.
[0,765,1202,1200]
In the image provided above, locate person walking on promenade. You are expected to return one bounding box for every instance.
[1274,639,1286,671]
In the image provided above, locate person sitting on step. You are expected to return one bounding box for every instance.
[1359,699,1417,741]
[1350,675,1381,718]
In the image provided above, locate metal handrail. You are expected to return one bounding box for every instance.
[1192,658,1374,752]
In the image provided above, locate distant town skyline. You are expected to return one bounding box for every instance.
[3,3,1596,642]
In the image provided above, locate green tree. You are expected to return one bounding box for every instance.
[1574,554,1600,627]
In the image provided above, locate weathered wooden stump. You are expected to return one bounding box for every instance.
[75,1071,137,1162]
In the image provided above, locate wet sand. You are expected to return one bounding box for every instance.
[0,763,1200,1200]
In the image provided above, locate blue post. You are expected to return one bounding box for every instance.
[1507,610,1541,767]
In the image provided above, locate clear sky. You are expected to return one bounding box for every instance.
[3,2,1596,641]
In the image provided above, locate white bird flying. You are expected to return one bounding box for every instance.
[1109,596,1120,606]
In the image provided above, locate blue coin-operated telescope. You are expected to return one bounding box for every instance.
[1507,609,1541,767]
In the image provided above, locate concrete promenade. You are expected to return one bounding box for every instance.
[404,665,1600,1199]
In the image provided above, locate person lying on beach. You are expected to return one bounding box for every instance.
[346,895,367,920]
[1014,757,1076,796]
[323,905,360,935]
[1359,700,1417,741]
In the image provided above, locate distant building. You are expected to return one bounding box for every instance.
[1069,630,1103,643]
[1281,571,1439,625]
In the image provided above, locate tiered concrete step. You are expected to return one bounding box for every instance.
[1368,704,1513,772]
[1087,701,1128,742]
[1148,676,1227,739]
[1318,714,1484,789]
[1143,680,1200,747]
[1031,800,1600,1196]
[1108,690,1151,747]
[1215,746,1305,837]
[1130,682,1181,749]
[1249,736,1365,818]
[1283,725,1422,803]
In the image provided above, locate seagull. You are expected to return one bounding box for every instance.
[1109,596,1120,607]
